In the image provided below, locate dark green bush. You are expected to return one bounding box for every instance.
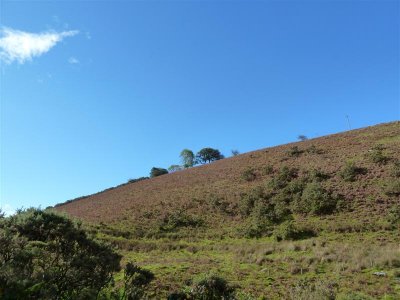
[293,182,338,215]
[241,167,257,182]
[339,161,365,182]
[268,166,298,190]
[274,220,299,241]
[189,273,236,300]
[150,167,169,178]
[159,210,204,232]
[239,186,265,216]
[287,146,303,157]
[0,209,121,300]
[122,262,154,300]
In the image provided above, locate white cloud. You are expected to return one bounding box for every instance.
[0,27,78,64]
[68,56,79,64]
[0,203,16,216]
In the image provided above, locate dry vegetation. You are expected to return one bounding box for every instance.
[55,121,400,299]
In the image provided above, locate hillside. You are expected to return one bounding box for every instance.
[55,122,400,299]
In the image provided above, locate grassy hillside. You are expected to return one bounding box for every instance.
[55,122,400,299]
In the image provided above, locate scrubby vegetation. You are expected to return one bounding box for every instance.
[54,122,400,299]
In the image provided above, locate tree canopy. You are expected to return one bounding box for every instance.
[180,149,195,168]
[0,208,121,299]
[196,148,224,164]
[150,167,169,178]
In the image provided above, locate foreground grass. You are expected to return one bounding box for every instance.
[95,228,400,299]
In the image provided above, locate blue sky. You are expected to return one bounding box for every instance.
[1,0,399,215]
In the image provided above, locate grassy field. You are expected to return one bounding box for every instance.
[56,122,400,299]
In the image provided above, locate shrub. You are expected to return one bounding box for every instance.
[268,166,297,190]
[241,167,257,182]
[150,167,168,178]
[287,146,303,157]
[339,161,364,182]
[159,210,204,232]
[263,164,274,175]
[308,169,330,182]
[293,182,338,215]
[384,179,400,197]
[0,209,121,299]
[189,273,236,300]
[239,186,265,216]
[368,144,389,164]
[122,262,154,300]
[274,220,299,241]
[306,145,323,154]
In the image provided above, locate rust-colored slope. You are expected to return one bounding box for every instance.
[55,122,400,225]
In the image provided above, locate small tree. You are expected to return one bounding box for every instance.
[298,135,308,141]
[180,149,195,168]
[231,149,240,156]
[168,165,183,173]
[196,148,224,164]
[150,167,168,178]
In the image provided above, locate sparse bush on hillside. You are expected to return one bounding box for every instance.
[384,179,400,197]
[306,145,323,154]
[263,164,274,175]
[339,161,365,182]
[367,144,389,165]
[189,273,236,300]
[287,146,304,157]
[150,167,169,178]
[241,167,257,182]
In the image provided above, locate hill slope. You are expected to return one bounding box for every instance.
[55,122,400,298]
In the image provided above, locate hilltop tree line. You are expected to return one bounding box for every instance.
[149,148,226,178]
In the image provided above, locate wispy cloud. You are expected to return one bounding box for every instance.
[68,56,79,64]
[0,27,78,64]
